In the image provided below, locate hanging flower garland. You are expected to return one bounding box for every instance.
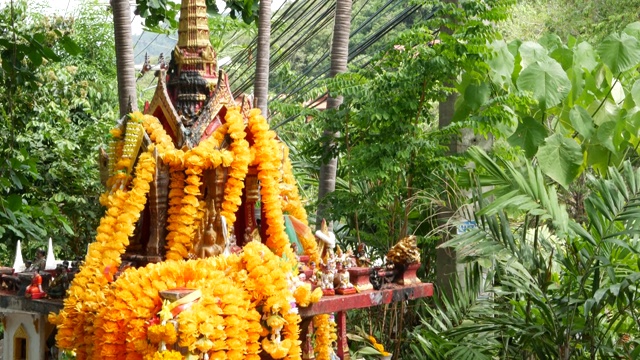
[220,106,251,225]
[313,314,337,360]
[164,168,187,259]
[240,242,302,360]
[52,149,156,356]
[247,109,290,257]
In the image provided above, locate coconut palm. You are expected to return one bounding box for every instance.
[111,0,138,116]
[254,0,271,117]
[316,0,352,229]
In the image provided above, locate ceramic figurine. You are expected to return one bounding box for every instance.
[319,262,335,296]
[334,261,356,295]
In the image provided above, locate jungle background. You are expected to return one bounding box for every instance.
[2,0,640,358]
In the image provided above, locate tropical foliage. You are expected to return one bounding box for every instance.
[456,21,640,187]
[0,1,118,263]
[276,0,514,258]
[411,148,640,359]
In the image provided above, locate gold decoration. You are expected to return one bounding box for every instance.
[386,235,421,265]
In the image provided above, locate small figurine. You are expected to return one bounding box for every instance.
[309,261,318,286]
[27,248,46,272]
[226,224,242,254]
[315,219,336,262]
[344,245,357,268]
[334,261,356,295]
[335,246,344,264]
[356,242,371,267]
[48,264,69,299]
[319,263,335,296]
[25,271,45,299]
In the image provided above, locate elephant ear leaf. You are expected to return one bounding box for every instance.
[508,117,548,158]
[536,134,583,188]
[516,59,571,111]
[597,32,640,74]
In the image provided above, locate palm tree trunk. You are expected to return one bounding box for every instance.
[111,0,138,117]
[254,0,272,118]
[316,0,352,229]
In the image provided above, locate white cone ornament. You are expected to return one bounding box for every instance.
[12,240,25,272]
[45,237,57,270]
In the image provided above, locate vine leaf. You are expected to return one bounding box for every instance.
[517,59,571,111]
[536,134,583,187]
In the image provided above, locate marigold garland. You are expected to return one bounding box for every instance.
[52,149,156,357]
[220,106,251,226]
[314,314,337,360]
[52,108,331,359]
[247,109,289,257]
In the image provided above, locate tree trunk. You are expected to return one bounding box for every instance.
[316,0,352,229]
[254,0,272,118]
[436,0,459,300]
[111,0,138,117]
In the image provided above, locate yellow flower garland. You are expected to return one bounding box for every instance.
[220,107,251,225]
[314,314,337,360]
[52,107,331,359]
[247,109,289,256]
[52,149,156,357]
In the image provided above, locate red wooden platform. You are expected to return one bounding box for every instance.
[298,283,434,360]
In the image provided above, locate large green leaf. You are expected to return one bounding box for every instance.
[487,40,514,86]
[464,82,491,111]
[517,59,571,110]
[508,117,548,158]
[631,80,640,106]
[569,106,595,139]
[623,22,640,39]
[573,42,598,73]
[536,134,583,187]
[597,33,640,74]
[596,121,617,152]
[519,41,548,69]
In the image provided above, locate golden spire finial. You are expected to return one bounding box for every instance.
[177,0,212,49]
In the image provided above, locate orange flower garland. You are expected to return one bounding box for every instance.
[52,149,156,357]
[52,107,331,359]
[220,106,251,226]
[314,314,337,360]
[164,168,187,259]
[247,109,290,257]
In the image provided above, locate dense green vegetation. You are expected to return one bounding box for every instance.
[2,0,640,358]
[0,0,117,264]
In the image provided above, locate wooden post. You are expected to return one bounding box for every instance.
[336,311,349,360]
[301,317,315,360]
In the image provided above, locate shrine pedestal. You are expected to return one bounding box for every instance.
[395,263,421,285]
[299,282,433,360]
[347,267,372,292]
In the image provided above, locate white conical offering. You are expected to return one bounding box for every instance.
[12,240,25,272]
[45,237,57,270]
